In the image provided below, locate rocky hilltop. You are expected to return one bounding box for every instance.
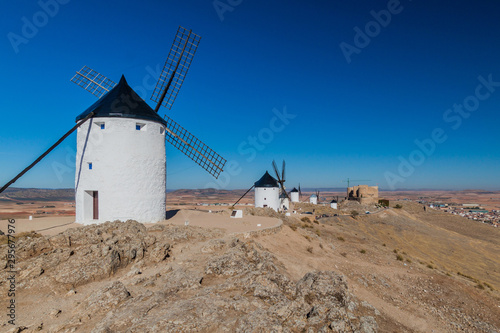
[1,201,500,332]
[1,221,377,332]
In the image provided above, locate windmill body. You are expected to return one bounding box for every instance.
[75,77,166,224]
[309,194,318,205]
[290,187,299,203]
[279,192,290,211]
[330,199,338,209]
[254,171,280,211]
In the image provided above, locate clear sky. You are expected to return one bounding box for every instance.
[0,0,499,191]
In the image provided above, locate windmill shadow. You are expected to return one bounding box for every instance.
[166,209,180,220]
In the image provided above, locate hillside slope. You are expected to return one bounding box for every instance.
[1,203,499,332]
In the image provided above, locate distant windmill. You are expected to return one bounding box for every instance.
[0,26,226,224]
[330,196,339,209]
[232,160,290,212]
[272,160,291,211]
[310,190,319,205]
[290,187,299,203]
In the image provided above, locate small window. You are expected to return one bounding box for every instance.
[264,198,266,200]
[136,123,146,131]
[160,127,165,135]
[94,121,105,130]
[100,123,105,130]
[88,162,93,170]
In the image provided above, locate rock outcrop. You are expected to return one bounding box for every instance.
[0,221,378,332]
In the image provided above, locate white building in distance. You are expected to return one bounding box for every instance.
[309,194,318,205]
[330,199,338,210]
[254,171,280,211]
[75,76,166,225]
[290,187,299,203]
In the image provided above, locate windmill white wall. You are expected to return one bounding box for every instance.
[290,191,299,203]
[330,202,338,209]
[255,187,280,211]
[280,196,290,211]
[75,117,166,224]
[309,195,318,205]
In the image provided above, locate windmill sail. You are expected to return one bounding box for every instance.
[272,159,290,200]
[163,115,226,179]
[151,26,201,111]
[71,66,226,178]
[71,66,116,99]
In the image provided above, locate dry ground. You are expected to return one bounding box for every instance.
[1,198,500,332]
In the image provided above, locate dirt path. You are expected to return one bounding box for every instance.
[0,209,281,236]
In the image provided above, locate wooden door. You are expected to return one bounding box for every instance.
[93,191,99,220]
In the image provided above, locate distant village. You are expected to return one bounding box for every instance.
[416,199,500,227]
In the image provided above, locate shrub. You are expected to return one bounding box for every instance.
[360,249,366,254]
[393,249,398,254]
[382,243,386,247]
[427,264,434,269]
[306,246,313,253]
[396,254,403,261]
[315,230,321,236]
[351,210,359,218]
[395,204,403,209]
[337,236,345,242]
[319,243,324,249]
[290,225,297,231]
[313,220,319,224]
[300,217,311,223]
[304,235,311,241]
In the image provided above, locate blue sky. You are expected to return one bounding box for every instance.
[0,0,499,191]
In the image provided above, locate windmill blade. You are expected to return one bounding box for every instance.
[0,112,95,194]
[281,184,291,200]
[71,66,116,99]
[272,160,281,182]
[152,26,201,111]
[281,160,286,183]
[163,115,226,179]
[232,185,255,207]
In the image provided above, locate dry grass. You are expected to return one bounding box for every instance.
[329,201,500,290]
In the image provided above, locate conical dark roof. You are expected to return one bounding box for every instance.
[290,187,299,192]
[75,75,165,124]
[254,171,279,188]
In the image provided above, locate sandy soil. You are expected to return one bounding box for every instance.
[0,209,281,237]
[155,209,281,234]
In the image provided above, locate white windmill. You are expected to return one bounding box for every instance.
[330,197,338,209]
[310,190,319,205]
[253,171,280,211]
[231,161,290,212]
[290,187,299,203]
[0,27,226,225]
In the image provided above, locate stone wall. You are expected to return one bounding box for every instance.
[348,185,379,204]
